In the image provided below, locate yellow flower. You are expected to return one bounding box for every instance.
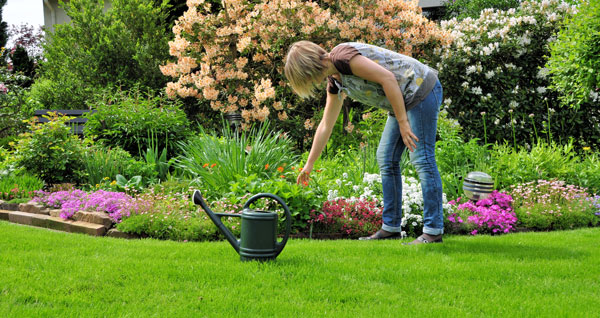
[583,147,591,151]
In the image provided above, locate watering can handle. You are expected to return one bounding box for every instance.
[243,193,292,256]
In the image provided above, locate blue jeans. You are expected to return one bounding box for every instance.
[376,80,444,235]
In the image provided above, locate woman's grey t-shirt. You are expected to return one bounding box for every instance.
[326,42,438,112]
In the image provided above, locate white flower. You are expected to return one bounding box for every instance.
[536,87,547,94]
[494,119,500,125]
[485,70,495,79]
[342,172,348,179]
[537,68,549,79]
[412,222,417,227]
[461,81,469,89]
[466,65,477,75]
[353,185,360,192]
[335,179,342,186]
[471,86,483,95]
[509,101,519,108]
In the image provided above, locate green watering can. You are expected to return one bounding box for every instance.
[192,190,291,262]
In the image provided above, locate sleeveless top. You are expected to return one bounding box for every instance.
[326,42,438,111]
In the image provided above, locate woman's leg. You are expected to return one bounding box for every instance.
[376,115,406,233]
[407,81,444,235]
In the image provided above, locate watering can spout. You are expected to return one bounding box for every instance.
[193,190,240,253]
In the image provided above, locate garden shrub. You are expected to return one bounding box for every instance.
[28,76,96,110]
[36,0,172,109]
[10,113,87,185]
[489,140,583,191]
[176,120,298,194]
[0,68,38,138]
[82,144,158,188]
[85,86,191,157]
[547,0,600,109]
[442,0,520,20]
[510,180,599,230]
[434,1,600,148]
[223,173,322,232]
[162,0,450,149]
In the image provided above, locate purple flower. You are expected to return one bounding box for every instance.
[33,189,132,222]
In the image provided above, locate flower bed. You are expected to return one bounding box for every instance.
[447,191,517,235]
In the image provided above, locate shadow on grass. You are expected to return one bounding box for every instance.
[426,236,590,261]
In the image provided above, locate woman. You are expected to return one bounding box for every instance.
[284,41,444,244]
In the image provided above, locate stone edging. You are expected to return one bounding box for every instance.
[0,200,138,239]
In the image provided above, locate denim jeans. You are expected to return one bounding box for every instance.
[376,80,444,235]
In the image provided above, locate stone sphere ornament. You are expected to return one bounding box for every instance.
[463,171,494,200]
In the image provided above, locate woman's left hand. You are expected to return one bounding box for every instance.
[399,119,419,152]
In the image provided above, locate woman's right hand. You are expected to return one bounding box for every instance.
[297,170,310,187]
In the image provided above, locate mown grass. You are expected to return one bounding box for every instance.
[0,221,598,317]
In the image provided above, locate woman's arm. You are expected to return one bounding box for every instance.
[348,55,419,152]
[297,91,344,185]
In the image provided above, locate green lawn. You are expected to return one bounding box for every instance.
[1,221,599,317]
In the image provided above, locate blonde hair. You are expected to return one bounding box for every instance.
[284,41,328,99]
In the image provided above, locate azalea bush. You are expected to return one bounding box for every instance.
[434,0,600,148]
[162,0,450,146]
[446,191,517,235]
[509,180,599,231]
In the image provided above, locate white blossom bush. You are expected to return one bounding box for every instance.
[433,1,600,148]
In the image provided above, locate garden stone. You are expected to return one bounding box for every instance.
[68,221,107,236]
[49,209,62,218]
[0,210,10,220]
[8,212,35,226]
[74,211,113,229]
[19,202,44,214]
[0,201,19,211]
[106,228,140,239]
[46,217,70,232]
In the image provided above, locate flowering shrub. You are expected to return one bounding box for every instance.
[34,189,132,222]
[510,180,599,230]
[434,1,600,148]
[447,191,517,235]
[162,0,450,144]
